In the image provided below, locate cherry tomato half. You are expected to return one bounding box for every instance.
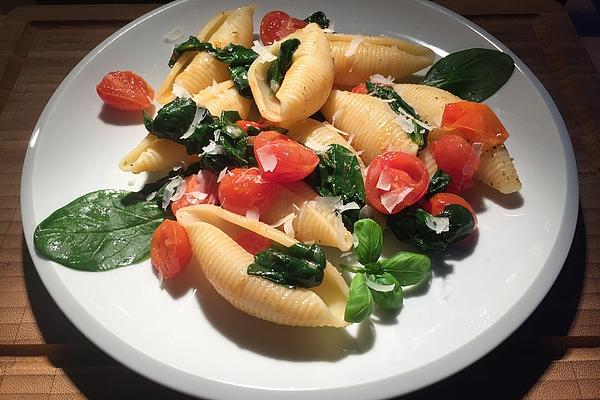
[150,220,192,279]
[260,10,307,45]
[170,170,218,215]
[365,152,430,215]
[234,231,273,255]
[423,192,478,227]
[236,120,267,134]
[441,101,509,147]
[432,134,481,194]
[254,131,319,183]
[96,71,154,111]
[351,82,368,94]
[218,167,276,216]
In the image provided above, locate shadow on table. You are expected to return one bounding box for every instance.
[21,206,586,399]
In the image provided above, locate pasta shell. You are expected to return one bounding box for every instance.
[192,80,252,118]
[176,204,349,328]
[418,147,438,178]
[327,34,435,87]
[475,144,522,194]
[248,23,334,122]
[393,83,461,127]
[119,134,198,173]
[321,89,418,164]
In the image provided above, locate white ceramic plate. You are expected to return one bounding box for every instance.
[21,1,578,399]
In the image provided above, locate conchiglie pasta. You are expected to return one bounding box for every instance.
[119,134,198,173]
[393,83,461,126]
[418,147,438,178]
[321,89,418,164]
[328,34,435,87]
[193,80,252,118]
[248,23,334,122]
[176,204,349,327]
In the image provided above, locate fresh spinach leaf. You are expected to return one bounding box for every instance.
[304,11,330,28]
[380,251,431,286]
[34,190,164,271]
[214,43,258,66]
[388,204,476,252]
[425,169,451,198]
[267,38,301,93]
[421,48,515,102]
[344,273,373,323]
[229,65,253,98]
[247,243,326,288]
[353,218,383,265]
[368,273,403,310]
[144,97,198,140]
[169,36,216,67]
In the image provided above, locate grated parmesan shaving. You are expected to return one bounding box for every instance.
[170,178,187,202]
[395,114,414,134]
[216,167,228,183]
[201,140,225,156]
[283,217,295,237]
[344,35,364,57]
[146,191,157,201]
[269,213,296,229]
[317,196,360,214]
[180,107,208,139]
[245,207,260,221]
[256,146,278,172]
[163,27,184,43]
[304,140,330,153]
[425,215,450,234]
[252,40,277,62]
[366,279,396,293]
[323,121,349,136]
[376,168,392,191]
[172,83,191,99]
[331,110,341,127]
[369,74,395,86]
[381,187,413,213]
[185,191,208,205]
[162,176,185,209]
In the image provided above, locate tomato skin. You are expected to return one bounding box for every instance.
[253,131,319,183]
[432,135,481,193]
[441,101,509,147]
[351,82,368,94]
[234,231,273,255]
[236,120,266,133]
[96,71,154,111]
[150,220,192,279]
[423,193,478,227]
[170,171,218,215]
[218,167,276,216]
[365,152,430,215]
[260,10,307,45]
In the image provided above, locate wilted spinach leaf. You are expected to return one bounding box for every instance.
[268,38,301,93]
[304,11,330,28]
[425,169,451,198]
[169,36,216,67]
[144,97,198,140]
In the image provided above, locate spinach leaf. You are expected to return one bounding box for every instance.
[353,218,382,265]
[214,43,258,66]
[388,204,476,252]
[366,81,428,149]
[344,273,373,323]
[304,11,330,28]
[169,36,216,67]
[229,65,252,98]
[368,273,403,310]
[247,243,326,288]
[144,97,198,140]
[380,251,431,286]
[267,38,301,93]
[425,169,451,198]
[421,48,515,102]
[34,190,164,271]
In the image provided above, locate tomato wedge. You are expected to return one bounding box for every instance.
[253,131,319,183]
[96,71,154,111]
[365,152,430,215]
[432,134,481,194]
[423,193,478,227]
[260,10,307,45]
[150,220,192,279]
[218,167,276,216]
[234,231,273,255]
[170,170,218,215]
[441,101,509,147]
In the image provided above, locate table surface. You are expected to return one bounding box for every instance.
[0,1,599,399]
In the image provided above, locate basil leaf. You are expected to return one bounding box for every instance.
[344,273,373,323]
[145,97,198,140]
[304,11,330,28]
[229,65,252,98]
[425,169,451,198]
[388,204,475,252]
[380,251,431,286]
[247,243,326,288]
[214,43,258,66]
[421,48,515,102]
[267,38,301,93]
[368,273,403,310]
[353,218,383,265]
[169,36,216,67]
[34,190,164,271]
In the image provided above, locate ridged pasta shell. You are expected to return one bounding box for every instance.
[393,83,461,127]
[119,134,198,173]
[327,33,435,87]
[475,144,522,194]
[321,89,418,164]
[248,23,334,122]
[418,147,438,178]
[176,204,349,327]
[192,80,252,118]
[156,5,256,104]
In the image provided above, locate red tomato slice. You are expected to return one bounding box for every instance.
[234,231,273,255]
[351,82,368,94]
[170,170,218,215]
[432,135,481,193]
[423,193,478,227]
[365,152,430,215]
[150,220,192,279]
[96,71,154,111]
[218,167,276,216]
[260,10,307,45]
[441,101,509,147]
[253,131,319,183]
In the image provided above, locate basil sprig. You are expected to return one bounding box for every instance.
[366,81,428,149]
[341,219,431,322]
[421,48,514,102]
[247,243,326,288]
[268,38,301,93]
[304,11,330,29]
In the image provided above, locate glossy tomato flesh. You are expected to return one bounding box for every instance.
[170,170,218,215]
[260,10,307,45]
[218,167,276,216]
[423,192,478,226]
[150,220,192,279]
[432,134,481,193]
[96,71,154,111]
[441,101,509,147]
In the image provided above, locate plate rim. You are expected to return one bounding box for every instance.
[19,1,579,399]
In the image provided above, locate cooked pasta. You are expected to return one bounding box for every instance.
[418,147,438,178]
[193,80,252,118]
[393,83,461,126]
[119,134,198,173]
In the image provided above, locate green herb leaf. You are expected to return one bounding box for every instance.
[169,36,216,67]
[34,190,164,271]
[380,251,431,286]
[368,273,403,310]
[304,11,330,28]
[425,169,452,198]
[421,48,515,102]
[247,243,326,288]
[267,38,301,93]
[229,65,253,98]
[145,97,198,140]
[344,273,373,322]
[353,219,383,265]
[388,204,476,252]
[214,43,258,66]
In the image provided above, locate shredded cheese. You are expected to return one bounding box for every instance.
[369,74,395,86]
[256,146,278,172]
[268,213,296,229]
[201,140,225,156]
[376,168,392,191]
[283,217,295,237]
[180,107,208,139]
[162,176,185,209]
[245,207,260,221]
[216,167,228,183]
[251,40,277,62]
[172,83,191,99]
[425,215,450,234]
[344,36,364,57]
[380,187,413,213]
[185,191,208,205]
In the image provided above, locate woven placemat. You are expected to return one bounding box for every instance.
[0,2,598,399]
